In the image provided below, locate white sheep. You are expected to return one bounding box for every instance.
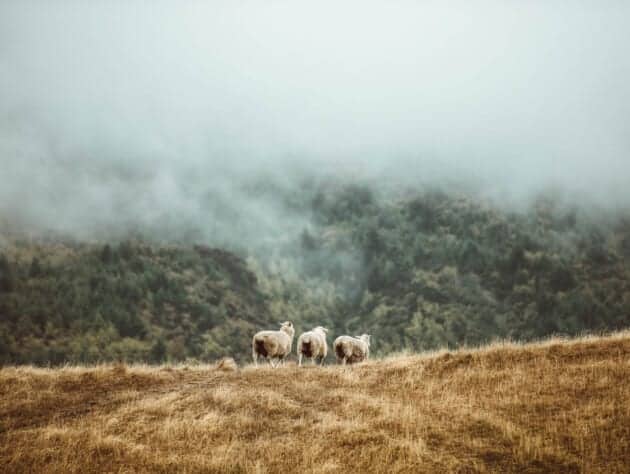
[297,326,329,367]
[333,334,371,365]
[252,321,295,368]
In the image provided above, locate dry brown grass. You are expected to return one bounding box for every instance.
[2,332,630,473]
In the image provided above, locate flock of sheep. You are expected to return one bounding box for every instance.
[252,321,371,367]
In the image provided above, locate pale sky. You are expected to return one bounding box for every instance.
[1,1,629,238]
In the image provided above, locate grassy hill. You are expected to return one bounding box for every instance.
[2,332,629,473]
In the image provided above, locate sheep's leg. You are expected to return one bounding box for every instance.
[298,353,302,367]
[342,357,347,366]
[253,351,258,367]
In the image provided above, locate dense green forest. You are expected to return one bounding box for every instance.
[1,182,630,364]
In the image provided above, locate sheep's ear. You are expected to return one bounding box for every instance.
[323,327,329,333]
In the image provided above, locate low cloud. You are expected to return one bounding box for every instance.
[1,0,629,242]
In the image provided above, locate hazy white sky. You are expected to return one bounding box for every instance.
[1,1,630,237]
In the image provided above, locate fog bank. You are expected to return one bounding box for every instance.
[1,1,630,241]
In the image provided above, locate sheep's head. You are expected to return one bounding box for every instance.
[358,334,372,347]
[280,321,295,338]
[314,326,329,335]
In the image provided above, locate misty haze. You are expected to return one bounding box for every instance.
[2,1,630,238]
[1,1,630,473]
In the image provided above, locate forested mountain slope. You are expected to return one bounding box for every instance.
[1,184,630,364]
[0,240,272,364]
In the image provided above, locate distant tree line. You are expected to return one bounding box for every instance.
[1,184,629,365]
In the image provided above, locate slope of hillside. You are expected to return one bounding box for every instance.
[0,238,273,364]
[2,185,630,366]
[2,332,629,473]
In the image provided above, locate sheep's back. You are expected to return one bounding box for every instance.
[334,337,367,363]
[253,331,291,356]
[299,331,326,357]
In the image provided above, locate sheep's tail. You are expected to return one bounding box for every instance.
[301,339,313,358]
[254,338,268,357]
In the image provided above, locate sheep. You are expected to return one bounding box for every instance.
[252,321,295,368]
[333,334,371,365]
[297,326,329,367]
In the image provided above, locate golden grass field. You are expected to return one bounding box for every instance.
[2,332,630,473]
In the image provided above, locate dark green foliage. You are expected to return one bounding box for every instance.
[29,257,43,278]
[300,185,630,353]
[0,241,271,365]
[1,184,630,365]
[150,337,167,363]
[100,244,114,264]
[0,254,15,292]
